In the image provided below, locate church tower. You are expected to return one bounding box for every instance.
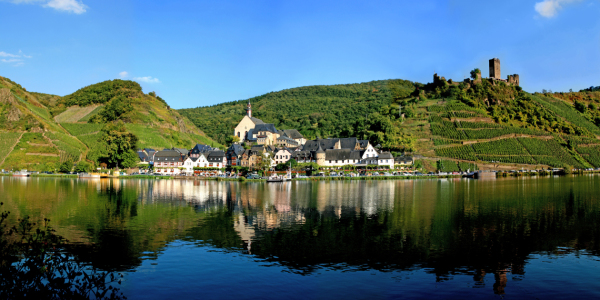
[246,101,252,118]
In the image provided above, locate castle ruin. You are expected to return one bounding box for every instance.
[489,58,501,79]
[433,58,519,87]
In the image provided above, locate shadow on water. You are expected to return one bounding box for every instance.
[2,176,600,294]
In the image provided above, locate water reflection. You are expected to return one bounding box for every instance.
[1,176,600,296]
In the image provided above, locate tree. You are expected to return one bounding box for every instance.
[59,159,73,173]
[470,68,481,80]
[74,161,91,173]
[257,153,273,175]
[226,135,240,145]
[574,101,587,113]
[89,96,133,123]
[97,121,139,169]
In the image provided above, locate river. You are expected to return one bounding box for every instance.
[1,176,599,299]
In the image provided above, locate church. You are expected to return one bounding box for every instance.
[234,101,306,146]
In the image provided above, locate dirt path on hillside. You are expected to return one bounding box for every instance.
[0,132,24,167]
[26,153,59,157]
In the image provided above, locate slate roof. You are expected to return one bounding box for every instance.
[251,145,265,152]
[192,144,214,152]
[137,151,149,161]
[227,144,245,157]
[185,156,200,162]
[358,140,370,149]
[394,156,413,163]
[378,152,394,159]
[250,117,265,125]
[207,150,226,163]
[154,150,184,162]
[291,151,314,160]
[254,123,277,133]
[282,129,304,140]
[324,149,362,161]
[174,148,189,156]
[246,129,257,141]
[302,138,360,151]
[242,149,261,158]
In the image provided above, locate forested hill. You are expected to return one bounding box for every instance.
[178,79,416,145]
[180,74,600,170]
[0,76,221,172]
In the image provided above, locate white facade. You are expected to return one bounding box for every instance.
[183,154,208,175]
[273,149,292,165]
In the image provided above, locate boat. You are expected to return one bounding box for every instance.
[267,163,292,182]
[462,171,495,179]
[267,173,291,182]
[12,170,30,177]
[78,172,101,178]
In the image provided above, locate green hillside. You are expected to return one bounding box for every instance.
[179,79,415,145]
[180,73,600,170]
[0,76,221,171]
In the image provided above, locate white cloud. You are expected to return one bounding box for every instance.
[119,71,129,78]
[535,0,581,18]
[1,58,23,64]
[0,50,30,66]
[45,0,86,14]
[8,0,87,14]
[133,76,160,84]
[0,51,20,58]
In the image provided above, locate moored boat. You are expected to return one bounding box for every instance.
[12,170,30,177]
[78,172,101,178]
[267,166,292,182]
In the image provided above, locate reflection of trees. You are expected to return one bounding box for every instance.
[3,176,600,293]
[229,179,600,288]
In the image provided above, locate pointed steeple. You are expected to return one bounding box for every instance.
[246,100,252,118]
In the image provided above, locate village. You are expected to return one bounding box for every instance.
[136,101,414,177]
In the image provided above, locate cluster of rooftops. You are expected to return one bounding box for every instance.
[137,144,224,164]
[136,137,413,169]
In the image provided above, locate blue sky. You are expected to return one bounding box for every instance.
[1,0,599,109]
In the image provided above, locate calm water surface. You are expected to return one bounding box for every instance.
[1,176,600,299]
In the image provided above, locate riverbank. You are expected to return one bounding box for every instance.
[3,171,599,181]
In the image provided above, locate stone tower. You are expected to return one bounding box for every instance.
[315,142,325,166]
[489,58,500,79]
[246,100,252,118]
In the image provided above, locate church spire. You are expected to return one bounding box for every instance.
[246,100,252,118]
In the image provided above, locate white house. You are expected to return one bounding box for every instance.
[183,154,209,175]
[273,148,293,165]
[206,150,227,168]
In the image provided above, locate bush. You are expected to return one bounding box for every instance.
[59,160,73,173]
[0,203,125,299]
[74,161,91,173]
